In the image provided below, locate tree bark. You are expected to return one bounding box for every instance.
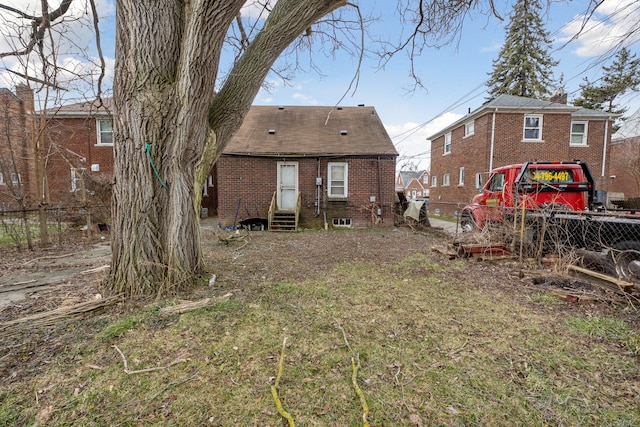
[110,0,347,296]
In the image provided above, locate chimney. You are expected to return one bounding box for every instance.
[549,88,567,105]
[15,84,34,112]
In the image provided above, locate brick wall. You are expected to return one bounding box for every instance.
[430,111,614,217]
[44,116,114,207]
[0,88,33,210]
[216,155,397,228]
[609,137,640,198]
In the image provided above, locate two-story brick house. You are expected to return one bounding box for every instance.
[44,98,115,208]
[0,86,35,210]
[216,105,398,229]
[396,170,429,200]
[428,94,616,217]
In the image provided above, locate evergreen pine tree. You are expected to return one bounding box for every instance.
[574,47,640,118]
[487,0,558,99]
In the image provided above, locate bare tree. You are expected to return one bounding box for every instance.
[108,0,529,297]
[1,0,107,247]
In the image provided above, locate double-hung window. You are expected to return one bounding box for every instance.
[96,119,113,145]
[443,132,451,154]
[431,175,437,187]
[328,162,348,198]
[523,115,543,141]
[458,167,465,186]
[570,121,588,146]
[442,173,450,187]
[464,121,474,137]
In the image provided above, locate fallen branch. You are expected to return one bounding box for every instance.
[158,293,233,315]
[112,344,187,375]
[337,320,370,427]
[81,265,110,275]
[0,295,122,339]
[271,337,295,427]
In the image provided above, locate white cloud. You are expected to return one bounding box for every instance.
[292,92,319,105]
[386,112,463,171]
[241,1,276,19]
[558,0,640,57]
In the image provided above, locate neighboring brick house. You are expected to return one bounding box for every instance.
[609,109,640,200]
[43,98,115,209]
[216,105,398,229]
[396,170,429,199]
[0,85,34,210]
[428,94,616,217]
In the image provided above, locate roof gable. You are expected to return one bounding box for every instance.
[223,106,398,156]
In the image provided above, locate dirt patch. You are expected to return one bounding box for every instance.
[0,242,111,311]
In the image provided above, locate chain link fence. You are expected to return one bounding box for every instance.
[455,206,640,284]
[0,205,110,250]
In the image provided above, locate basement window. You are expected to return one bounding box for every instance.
[332,218,352,228]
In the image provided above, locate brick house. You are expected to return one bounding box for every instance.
[216,105,398,229]
[43,98,115,211]
[428,94,616,217]
[396,170,429,200]
[0,86,34,210]
[609,109,640,200]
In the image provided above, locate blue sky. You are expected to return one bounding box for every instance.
[2,1,639,171]
[251,1,640,171]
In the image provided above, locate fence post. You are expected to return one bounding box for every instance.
[57,206,62,246]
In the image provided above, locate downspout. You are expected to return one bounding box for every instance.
[377,157,383,220]
[601,117,610,189]
[316,157,321,216]
[489,109,497,171]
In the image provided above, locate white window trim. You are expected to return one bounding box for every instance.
[570,121,588,146]
[523,114,543,141]
[431,175,437,187]
[464,120,474,137]
[10,173,21,186]
[443,132,451,155]
[0,173,4,185]
[442,173,450,187]
[458,167,465,187]
[70,168,86,192]
[475,173,483,189]
[328,162,348,198]
[96,119,114,146]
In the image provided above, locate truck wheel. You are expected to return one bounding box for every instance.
[460,216,477,233]
[611,242,640,282]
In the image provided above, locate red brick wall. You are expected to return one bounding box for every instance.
[609,137,640,198]
[430,111,613,217]
[216,155,397,228]
[44,116,114,207]
[0,89,33,210]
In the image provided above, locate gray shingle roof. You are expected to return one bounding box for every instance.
[223,105,398,156]
[398,170,425,186]
[427,94,617,140]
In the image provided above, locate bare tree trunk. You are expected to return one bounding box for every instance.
[110,0,346,297]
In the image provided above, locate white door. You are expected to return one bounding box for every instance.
[277,162,298,210]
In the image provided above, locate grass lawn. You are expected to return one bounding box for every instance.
[1,228,638,426]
